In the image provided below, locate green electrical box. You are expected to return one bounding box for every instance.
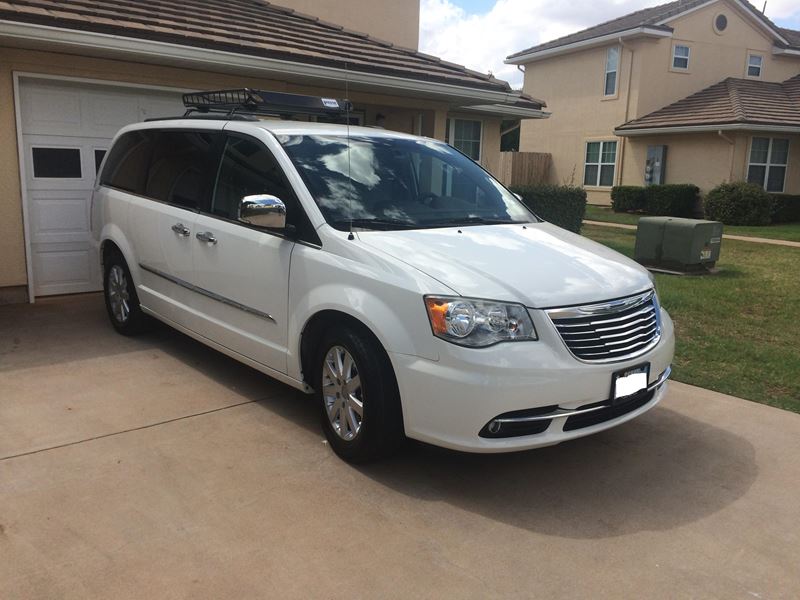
[635,217,723,272]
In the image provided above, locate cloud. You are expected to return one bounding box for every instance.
[420,0,800,89]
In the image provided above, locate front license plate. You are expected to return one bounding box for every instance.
[611,364,650,402]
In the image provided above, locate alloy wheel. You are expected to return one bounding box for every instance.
[107,264,131,324]
[322,345,364,441]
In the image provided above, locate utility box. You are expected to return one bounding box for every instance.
[635,217,723,273]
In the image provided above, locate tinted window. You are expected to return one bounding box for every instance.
[145,130,221,211]
[32,147,82,178]
[212,135,304,227]
[100,130,154,194]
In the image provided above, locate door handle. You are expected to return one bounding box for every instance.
[196,231,218,245]
[171,223,190,237]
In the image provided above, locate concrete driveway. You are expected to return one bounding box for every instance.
[1,294,799,599]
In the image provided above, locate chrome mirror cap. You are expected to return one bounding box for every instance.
[239,194,286,229]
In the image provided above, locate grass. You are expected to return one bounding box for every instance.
[584,204,800,242]
[581,224,800,414]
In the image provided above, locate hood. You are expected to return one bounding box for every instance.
[357,222,652,308]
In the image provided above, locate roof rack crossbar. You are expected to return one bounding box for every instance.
[182,88,353,119]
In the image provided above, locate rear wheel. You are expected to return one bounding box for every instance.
[315,325,404,462]
[103,251,147,335]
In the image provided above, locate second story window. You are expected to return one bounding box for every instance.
[584,141,617,187]
[604,46,620,96]
[672,44,690,70]
[747,54,763,78]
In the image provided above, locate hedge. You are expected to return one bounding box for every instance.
[610,184,698,217]
[771,194,800,224]
[510,184,587,233]
[611,186,645,213]
[642,184,699,217]
[704,182,772,226]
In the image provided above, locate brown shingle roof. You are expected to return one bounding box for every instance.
[0,0,534,98]
[507,0,797,61]
[616,75,800,132]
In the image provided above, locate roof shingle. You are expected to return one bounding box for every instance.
[615,75,800,132]
[0,0,534,98]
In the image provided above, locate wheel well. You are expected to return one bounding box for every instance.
[299,310,390,388]
[101,240,122,268]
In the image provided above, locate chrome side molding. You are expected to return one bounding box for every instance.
[139,263,276,323]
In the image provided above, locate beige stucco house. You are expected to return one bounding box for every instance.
[507,0,800,205]
[0,0,547,304]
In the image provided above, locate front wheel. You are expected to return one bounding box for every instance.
[103,252,147,335]
[315,325,404,463]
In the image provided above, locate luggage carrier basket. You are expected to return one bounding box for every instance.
[181,88,353,120]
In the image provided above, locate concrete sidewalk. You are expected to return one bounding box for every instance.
[584,219,800,248]
[2,295,799,598]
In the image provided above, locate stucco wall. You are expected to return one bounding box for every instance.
[274,0,419,49]
[519,0,800,205]
[0,46,499,292]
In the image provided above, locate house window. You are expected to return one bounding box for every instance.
[747,137,789,193]
[584,141,617,187]
[672,44,690,70]
[446,118,482,161]
[604,46,620,96]
[747,54,763,78]
[32,147,82,179]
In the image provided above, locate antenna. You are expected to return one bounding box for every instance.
[345,63,355,241]
[762,1,767,14]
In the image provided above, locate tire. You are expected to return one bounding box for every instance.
[103,251,148,336]
[314,325,405,463]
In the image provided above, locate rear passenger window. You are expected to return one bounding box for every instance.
[212,136,297,221]
[100,131,154,194]
[146,131,222,211]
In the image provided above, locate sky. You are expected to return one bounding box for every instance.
[419,0,800,88]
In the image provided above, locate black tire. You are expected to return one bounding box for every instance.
[314,325,405,463]
[103,251,148,336]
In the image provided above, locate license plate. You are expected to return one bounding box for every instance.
[611,364,650,402]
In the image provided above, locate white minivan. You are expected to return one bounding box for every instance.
[92,90,674,462]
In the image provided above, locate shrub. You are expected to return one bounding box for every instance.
[771,194,800,224]
[642,184,699,217]
[704,182,772,226]
[611,186,645,213]
[510,184,587,233]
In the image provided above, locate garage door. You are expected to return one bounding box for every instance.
[19,78,184,297]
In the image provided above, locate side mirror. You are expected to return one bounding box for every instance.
[239,194,286,229]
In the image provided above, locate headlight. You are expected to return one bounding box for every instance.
[424,296,537,347]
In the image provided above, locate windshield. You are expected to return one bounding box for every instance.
[277,134,537,231]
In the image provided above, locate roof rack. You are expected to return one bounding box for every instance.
[181,88,353,119]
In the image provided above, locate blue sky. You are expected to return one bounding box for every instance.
[420,0,800,88]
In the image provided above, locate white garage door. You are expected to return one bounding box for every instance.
[19,78,184,297]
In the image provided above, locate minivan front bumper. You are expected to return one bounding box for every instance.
[390,308,675,453]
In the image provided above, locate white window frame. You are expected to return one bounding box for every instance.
[746,53,763,79]
[583,140,617,188]
[671,44,691,71]
[747,137,789,193]
[604,46,620,98]
[446,117,483,163]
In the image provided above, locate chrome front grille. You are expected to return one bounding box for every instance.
[546,290,661,362]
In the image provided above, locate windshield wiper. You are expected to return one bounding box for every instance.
[331,217,417,230]
[430,216,523,227]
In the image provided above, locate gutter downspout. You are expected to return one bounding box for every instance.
[617,37,635,186]
[718,130,736,182]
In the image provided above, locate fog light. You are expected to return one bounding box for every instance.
[487,420,502,434]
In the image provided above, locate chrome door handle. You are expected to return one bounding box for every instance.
[196,231,218,245]
[171,223,190,237]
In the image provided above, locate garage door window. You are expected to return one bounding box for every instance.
[94,149,107,174]
[32,147,82,179]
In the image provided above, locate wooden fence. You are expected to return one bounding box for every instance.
[496,152,552,187]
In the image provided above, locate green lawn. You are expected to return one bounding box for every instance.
[581,224,800,414]
[584,204,800,242]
